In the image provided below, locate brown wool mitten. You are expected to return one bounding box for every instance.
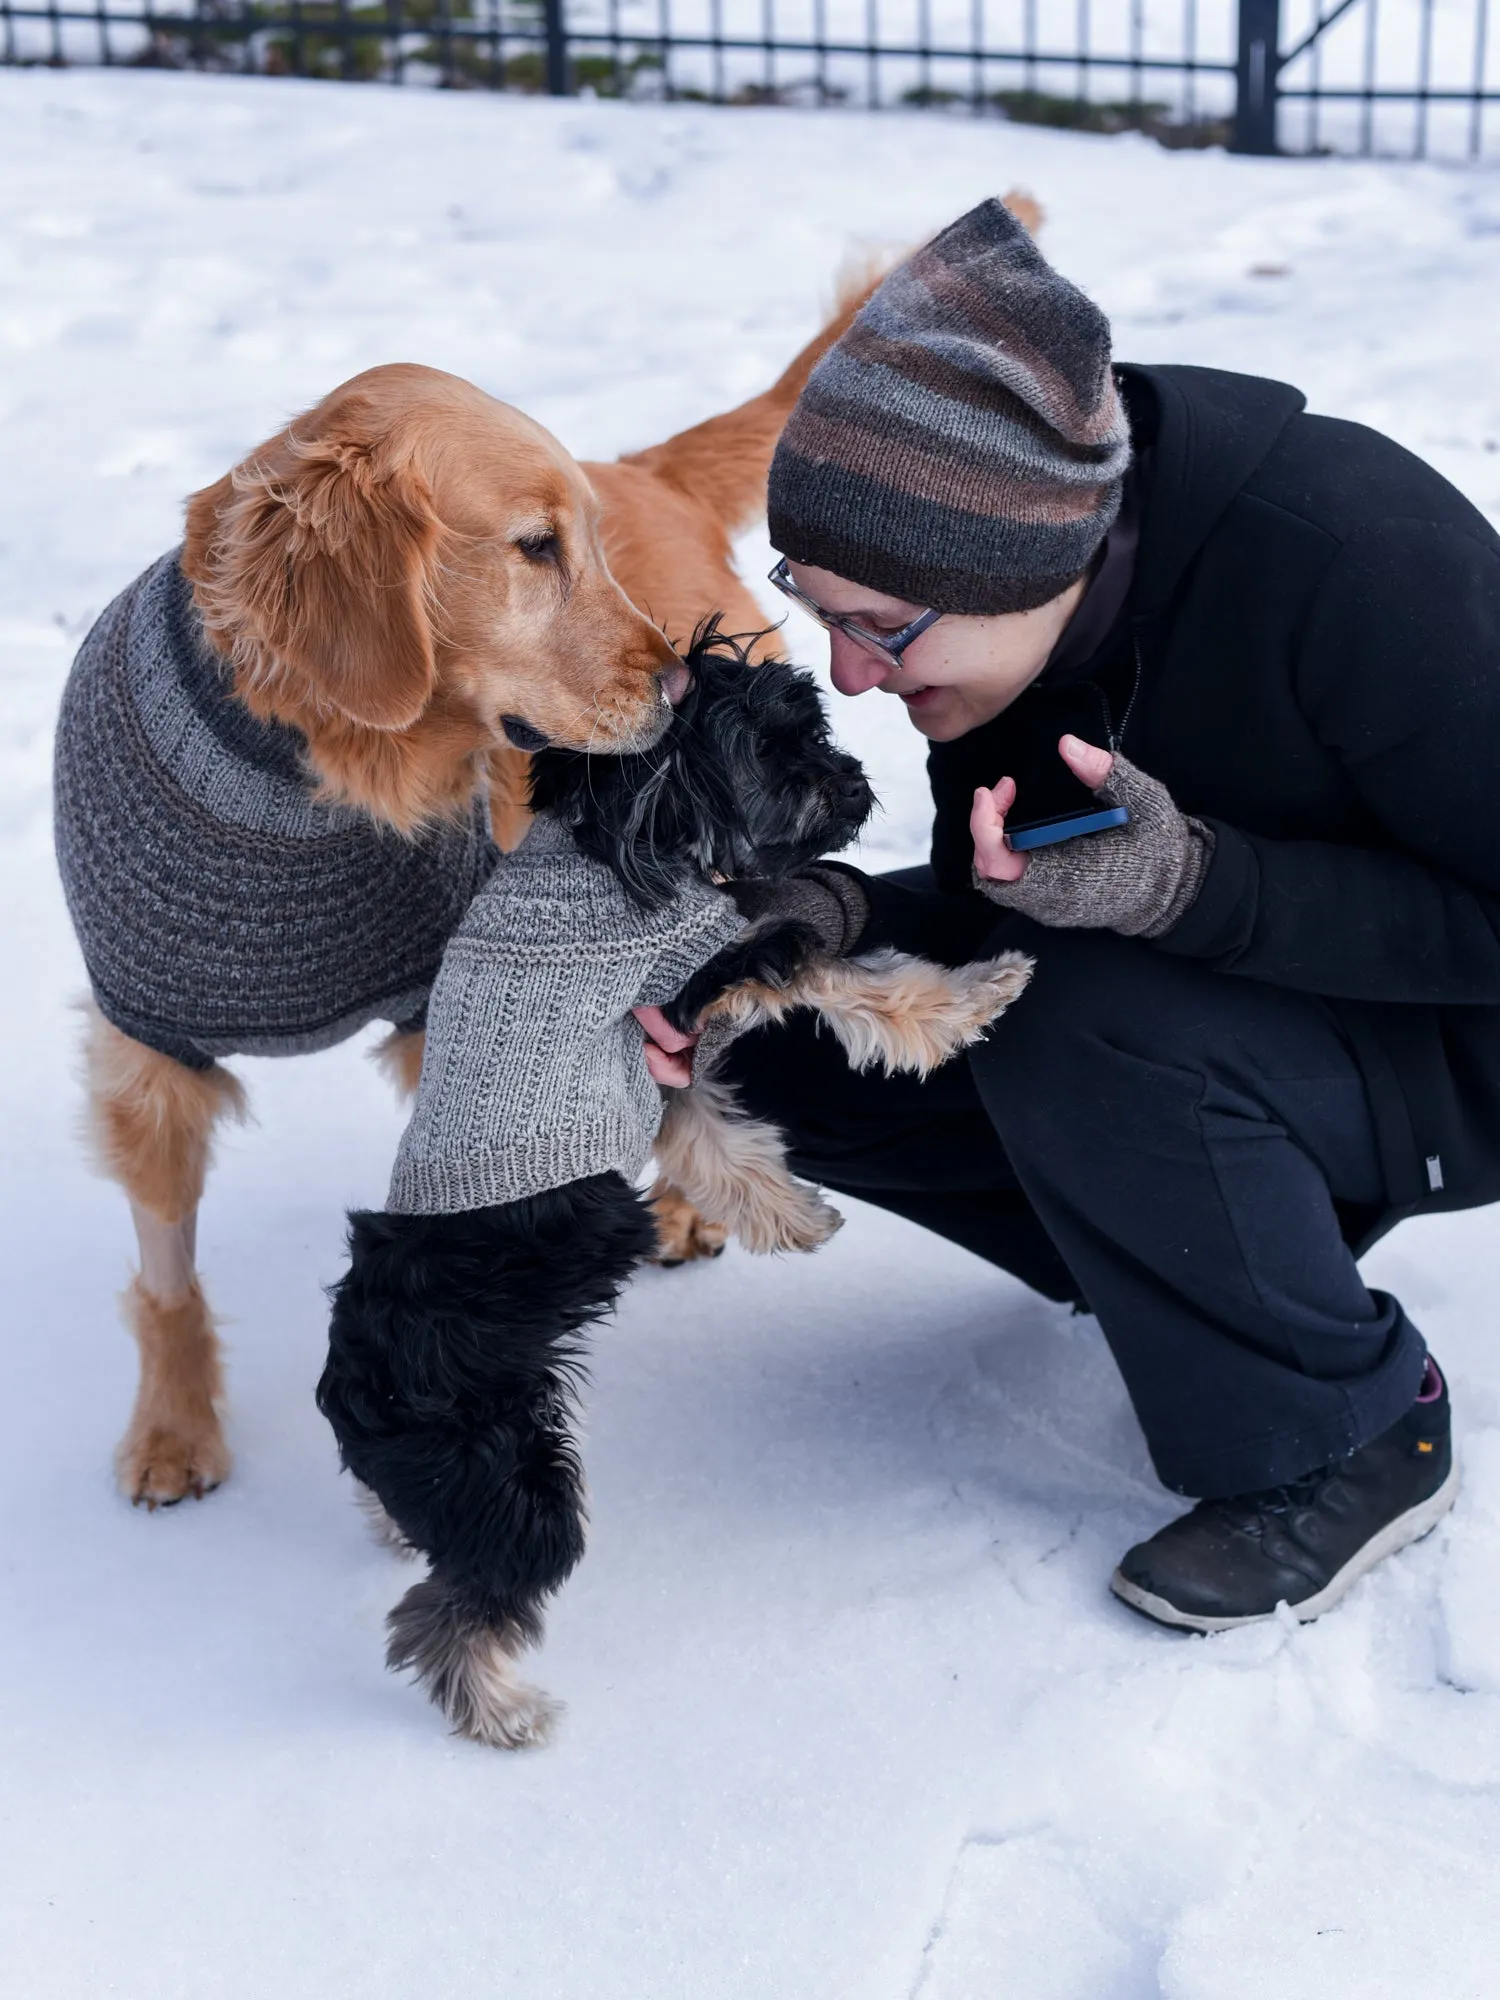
[727,864,870,957]
[975,755,1214,939]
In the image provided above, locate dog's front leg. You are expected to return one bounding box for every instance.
[659,918,827,1038]
[317,1175,656,1748]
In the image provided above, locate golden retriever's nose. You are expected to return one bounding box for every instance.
[659,660,693,707]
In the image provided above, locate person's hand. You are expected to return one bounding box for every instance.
[970,735,1215,940]
[726,865,870,957]
[971,735,1115,883]
[632,1004,700,1088]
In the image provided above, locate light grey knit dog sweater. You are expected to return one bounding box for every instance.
[53,552,496,1068]
[387,816,746,1215]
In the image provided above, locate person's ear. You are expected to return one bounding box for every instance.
[183,393,438,732]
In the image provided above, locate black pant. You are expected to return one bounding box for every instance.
[723,912,1428,1499]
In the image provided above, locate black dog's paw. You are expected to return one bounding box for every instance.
[661,918,826,1034]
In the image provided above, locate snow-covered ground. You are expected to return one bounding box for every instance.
[5,69,1500,2000]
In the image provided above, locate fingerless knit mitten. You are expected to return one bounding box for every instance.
[975,755,1214,939]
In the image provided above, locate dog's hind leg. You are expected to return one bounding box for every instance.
[370,1025,426,1100]
[320,1175,657,1747]
[654,1077,842,1255]
[647,1176,729,1265]
[81,1001,247,1507]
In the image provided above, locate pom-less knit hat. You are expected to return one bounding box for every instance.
[768,197,1132,615]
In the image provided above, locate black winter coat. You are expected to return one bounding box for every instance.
[862,362,1500,1229]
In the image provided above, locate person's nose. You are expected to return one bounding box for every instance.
[828,633,895,697]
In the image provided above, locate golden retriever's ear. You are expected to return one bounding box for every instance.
[184,400,439,732]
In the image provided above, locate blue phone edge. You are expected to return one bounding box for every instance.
[1005,804,1130,853]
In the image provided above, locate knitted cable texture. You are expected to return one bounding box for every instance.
[53,552,496,1068]
[387,816,746,1215]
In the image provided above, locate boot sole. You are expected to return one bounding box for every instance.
[1109,1458,1461,1634]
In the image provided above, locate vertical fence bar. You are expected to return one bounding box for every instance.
[865,0,878,105]
[814,0,826,100]
[917,0,931,103]
[761,0,773,99]
[969,0,982,111]
[1308,0,1322,153]
[1023,0,1035,93]
[390,0,406,84]
[1076,0,1089,105]
[1231,0,1281,150]
[1414,0,1434,153]
[1471,0,1490,156]
[1361,0,1378,151]
[490,0,508,91]
[1129,0,1142,102]
[1183,0,1196,123]
[711,0,724,99]
[544,0,569,90]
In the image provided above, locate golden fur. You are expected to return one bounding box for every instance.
[183,365,682,834]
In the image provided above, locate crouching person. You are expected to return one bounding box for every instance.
[705,195,1494,1632]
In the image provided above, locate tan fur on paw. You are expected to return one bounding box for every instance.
[648,1179,729,1265]
[117,1278,230,1507]
[117,1416,231,1509]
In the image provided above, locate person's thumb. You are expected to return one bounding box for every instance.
[1058,734,1114,790]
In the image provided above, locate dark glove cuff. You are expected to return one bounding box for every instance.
[800,863,871,956]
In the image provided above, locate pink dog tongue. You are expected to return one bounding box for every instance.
[660,662,693,707]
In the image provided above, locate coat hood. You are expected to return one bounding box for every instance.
[1118,364,1308,621]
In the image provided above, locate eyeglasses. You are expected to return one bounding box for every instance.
[768,557,942,666]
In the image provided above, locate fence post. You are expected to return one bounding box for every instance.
[544,0,571,93]
[1231,0,1282,153]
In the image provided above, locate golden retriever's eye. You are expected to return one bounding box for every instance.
[516,532,560,565]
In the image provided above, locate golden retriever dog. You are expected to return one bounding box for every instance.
[68,285,870,1510]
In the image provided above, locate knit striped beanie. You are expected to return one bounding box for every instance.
[768,197,1132,615]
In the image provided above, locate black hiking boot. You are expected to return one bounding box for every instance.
[1111,1357,1458,1633]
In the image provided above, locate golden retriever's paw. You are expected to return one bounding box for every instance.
[116,1416,231,1509]
[648,1180,730,1266]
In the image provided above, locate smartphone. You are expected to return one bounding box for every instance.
[1000,689,1129,852]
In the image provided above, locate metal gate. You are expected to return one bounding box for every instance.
[2,0,1497,159]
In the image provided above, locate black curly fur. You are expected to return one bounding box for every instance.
[318,1176,655,1632]
[529,621,874,909]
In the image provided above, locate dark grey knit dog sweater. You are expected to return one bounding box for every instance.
[54,552,497,1069]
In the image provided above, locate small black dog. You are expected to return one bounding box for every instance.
[318,628,1030,1746]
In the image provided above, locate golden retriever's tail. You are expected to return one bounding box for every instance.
[619,189,1044,540]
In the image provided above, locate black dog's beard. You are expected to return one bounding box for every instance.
[528,621,875,909]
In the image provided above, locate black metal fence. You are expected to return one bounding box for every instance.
[3,0,1498,158]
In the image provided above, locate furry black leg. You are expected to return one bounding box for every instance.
[317,1172,656,1745]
